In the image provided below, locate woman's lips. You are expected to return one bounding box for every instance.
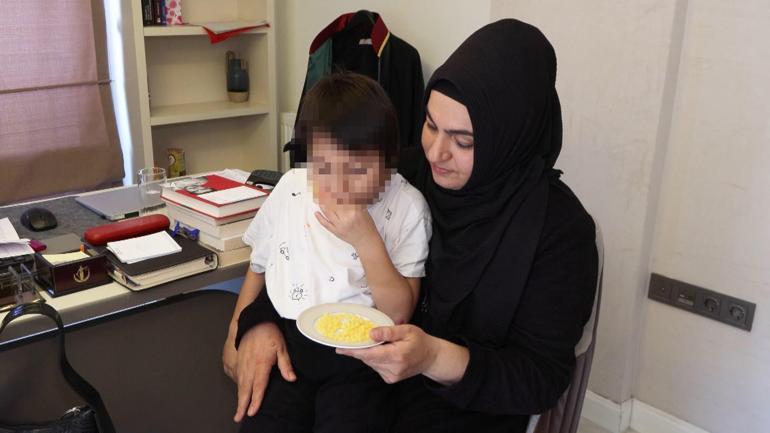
[431,164,452,176]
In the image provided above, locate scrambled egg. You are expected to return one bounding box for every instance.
[315,312,375,343]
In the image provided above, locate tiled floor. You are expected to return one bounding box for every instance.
[577,418,640,433]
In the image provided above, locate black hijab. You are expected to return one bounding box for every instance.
[417,19,563,342]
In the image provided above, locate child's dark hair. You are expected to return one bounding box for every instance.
[295,72,399,169]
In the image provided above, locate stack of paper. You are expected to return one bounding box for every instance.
[106,231,181,264]
[0,217,34,259]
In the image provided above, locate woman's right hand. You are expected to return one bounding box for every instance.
[233,322,297,423]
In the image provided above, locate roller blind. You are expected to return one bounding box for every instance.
[0,0,124,205]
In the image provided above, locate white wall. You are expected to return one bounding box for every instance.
[275,0,491,113]
[636,1,770,432]
[490,0,684,404]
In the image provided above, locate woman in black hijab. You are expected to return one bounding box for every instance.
[231,18,598,433]
[336,19,598,432]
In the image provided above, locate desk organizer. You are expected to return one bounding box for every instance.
[0,260,44,312]
[35,253,110,297]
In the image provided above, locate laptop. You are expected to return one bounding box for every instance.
[75,185,164,221]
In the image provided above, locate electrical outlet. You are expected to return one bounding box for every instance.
[723,298,755,331]
[694,288,722,319]
[648,273,756,331]
[648,273,674,303]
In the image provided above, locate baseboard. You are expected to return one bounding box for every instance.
[582,391,710,433]
[630,399,710,433]
[582,391,631,433]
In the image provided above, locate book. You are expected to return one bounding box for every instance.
[161,174,269,219]
[165,201,257,226]
[142,0,153,26]
[167,204,253,237]
[202,244,251,268]
[198,231,247,252]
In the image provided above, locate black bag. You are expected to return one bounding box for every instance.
[0,303,116,433]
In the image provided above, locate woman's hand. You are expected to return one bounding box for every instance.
[336,325,439,383]
[315,203,378,249]
[222,336,238,380]
[338,325,471,385]
[233,322,296,423]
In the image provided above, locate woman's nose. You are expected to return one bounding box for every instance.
[426,133,451,163]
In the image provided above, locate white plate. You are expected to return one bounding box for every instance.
[296,303,394,349]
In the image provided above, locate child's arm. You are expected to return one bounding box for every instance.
[315,205,418,324]
[223,269,265,379]
[355,238,420,324]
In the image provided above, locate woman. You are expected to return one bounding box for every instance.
[229,19,598,433]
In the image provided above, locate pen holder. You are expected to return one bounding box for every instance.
[226,51,249,103]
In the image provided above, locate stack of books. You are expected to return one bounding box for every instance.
[161,173,269,268]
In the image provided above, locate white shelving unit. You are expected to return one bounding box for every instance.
[129,0,278,174]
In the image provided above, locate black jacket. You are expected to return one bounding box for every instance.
[284,11,424,166]
[415,180,598,416]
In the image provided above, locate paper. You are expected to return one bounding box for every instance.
[219,168,251,184]
[191,20,268,34]
[43,251,90,265]
[0,217,33,259]
[199,185,265,205]
[107,231,182,264]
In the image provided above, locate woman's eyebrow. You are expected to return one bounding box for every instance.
[426,109,474,138]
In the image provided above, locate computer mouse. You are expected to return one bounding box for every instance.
[20,207,58,232]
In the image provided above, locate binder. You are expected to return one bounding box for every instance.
[93,234,218,291]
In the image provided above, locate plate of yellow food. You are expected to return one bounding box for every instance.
[296,303,394,349]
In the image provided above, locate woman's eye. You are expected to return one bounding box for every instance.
[425,121,437,131]
[455,138,474,149]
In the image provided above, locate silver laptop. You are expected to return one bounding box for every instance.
[75,185,164,221]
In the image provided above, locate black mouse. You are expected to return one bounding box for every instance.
[20,207,58,232]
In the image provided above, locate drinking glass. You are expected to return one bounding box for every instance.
[138,167,166,214]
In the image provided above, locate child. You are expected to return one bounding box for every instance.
[223,72,431,433]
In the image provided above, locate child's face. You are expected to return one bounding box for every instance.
[309,132,390,206]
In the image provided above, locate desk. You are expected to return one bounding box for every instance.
[0,192,248,432]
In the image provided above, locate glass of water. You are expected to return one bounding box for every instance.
[138,167,166,214]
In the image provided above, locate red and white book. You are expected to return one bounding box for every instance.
[161,174,269,219]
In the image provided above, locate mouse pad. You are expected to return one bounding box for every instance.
[0,197,106,240]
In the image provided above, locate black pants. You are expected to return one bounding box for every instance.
[390,377,529,433]
[240,319,392,433]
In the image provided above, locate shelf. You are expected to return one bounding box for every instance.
[150,101,269,126]
[143,25,268,37]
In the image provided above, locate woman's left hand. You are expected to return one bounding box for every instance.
[336,324,438,384]
[316,203,378,249]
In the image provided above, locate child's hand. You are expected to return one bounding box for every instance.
[316,203,379,249]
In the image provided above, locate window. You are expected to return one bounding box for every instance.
[0,0,124,205]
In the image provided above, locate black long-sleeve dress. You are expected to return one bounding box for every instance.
[236,180,598,433]
[390,180,597,433]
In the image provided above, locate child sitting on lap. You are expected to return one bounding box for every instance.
[224,72,431,433]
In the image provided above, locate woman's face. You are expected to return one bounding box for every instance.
[421,90,474,190]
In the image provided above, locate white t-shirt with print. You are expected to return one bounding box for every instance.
[242,168,432,320]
